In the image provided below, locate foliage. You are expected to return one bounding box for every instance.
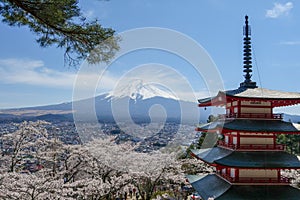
[277,134,300,155]
[183,115,219,159]
[207,114,218,123]
[197,132,207,148]
[181,132,208,159]
[182,143,195,159]
[0,0,119,66]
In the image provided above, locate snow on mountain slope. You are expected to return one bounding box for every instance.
[106,79,178,101]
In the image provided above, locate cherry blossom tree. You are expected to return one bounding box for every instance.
[0,120,259,200]
[0,121,120,199]
[281,169,300,188]
[58,143,132,199]
[0,121,50,172]
[87,138,187,200]
[0,172,63,200]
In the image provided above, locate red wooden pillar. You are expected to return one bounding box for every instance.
[273,133,277,148]
[277,169,281,182]
[235,168,239,182]
[229,133,233,145]
[238,100,241,118]
[237,131,240,148]
[226,167,230,177]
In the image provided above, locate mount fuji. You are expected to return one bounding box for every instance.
[106,79,179,101]
[1,80,203,124]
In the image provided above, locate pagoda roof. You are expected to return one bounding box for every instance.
[197,119,300,133]
[186,174,231,200]
[198,87,300,107]
[192,147,300,168]
[217,185,300,200]
[187,174,300,200]
[216,151,300,168]
[191,147,233,164]
[226,87,300,99]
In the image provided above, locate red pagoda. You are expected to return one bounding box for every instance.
[187,16,300,200]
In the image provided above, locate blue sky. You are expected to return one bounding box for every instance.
[1,1,300,114]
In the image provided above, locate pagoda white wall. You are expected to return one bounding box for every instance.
[240,137,273,145]
[240,101,272,114]
[240,107,271,114]
[241,101,271,106]
[239,169,277,178]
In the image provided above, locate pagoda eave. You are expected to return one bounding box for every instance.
[190,152,218,167]
[196,119,300,134]
[195,127,219,132]
[187,174,300,200]
[198,96,300,108]
[215,151,300,169]
[198,89,300,108]
[192,147,300,169]
[197,127,300,135]
[215,163,300,170]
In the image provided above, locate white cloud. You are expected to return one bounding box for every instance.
[266,2,293,18]
[0,58,117,90]
[0,59,213,102]
[0,58,73,88]
[280,41,300,45]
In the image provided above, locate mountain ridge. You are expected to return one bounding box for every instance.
[0,80,203,123]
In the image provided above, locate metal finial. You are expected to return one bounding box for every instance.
[240,15,257,88]
[244,15,251,37]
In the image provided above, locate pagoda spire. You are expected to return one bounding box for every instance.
[240,15,257,88]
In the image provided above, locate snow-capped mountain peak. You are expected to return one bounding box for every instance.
[107,79,178,100]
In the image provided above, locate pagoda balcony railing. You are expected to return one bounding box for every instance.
[218,140,236,149]
[218,140,285,151]
[220,174,290,184]
[219,113,283,119]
